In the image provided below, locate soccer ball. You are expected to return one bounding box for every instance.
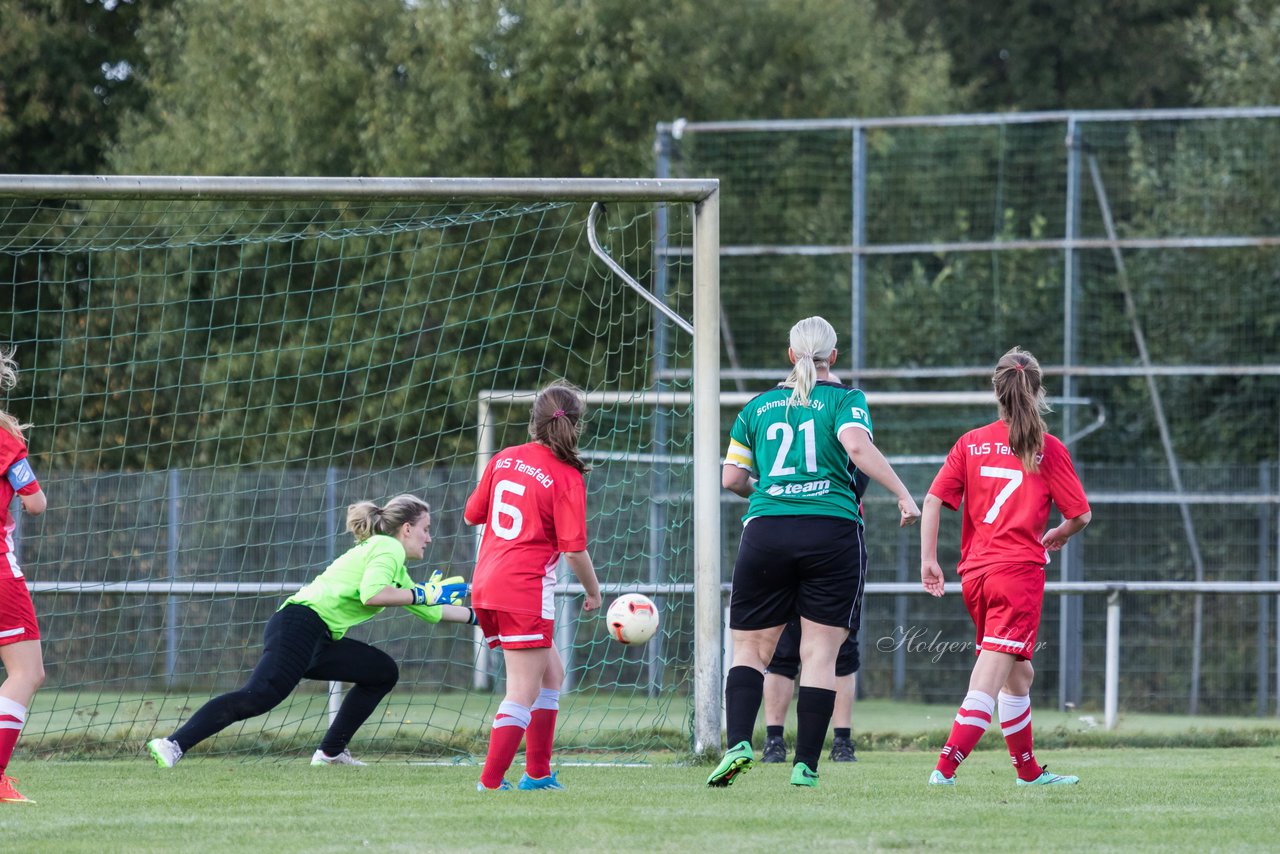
[605,593,659,645]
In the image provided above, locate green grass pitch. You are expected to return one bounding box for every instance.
[2,747,1277,853]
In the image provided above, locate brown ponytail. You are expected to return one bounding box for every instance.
[993,346,1049,473]
[529,380,589,474]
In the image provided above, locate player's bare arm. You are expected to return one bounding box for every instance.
[1042,510,1092,551]
[839,427,921,526]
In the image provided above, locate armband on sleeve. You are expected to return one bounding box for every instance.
[6,459,36,492]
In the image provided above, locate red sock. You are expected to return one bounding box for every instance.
[998,691,1043,781]
[524,689,559,779]
[936,690,994,778]
[480,701,530,789]
[0,698,26,777]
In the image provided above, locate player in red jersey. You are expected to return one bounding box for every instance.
[921,347,1091,787]
[467,381,602,791]
[0,350,48,804]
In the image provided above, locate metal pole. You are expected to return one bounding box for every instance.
[850,125,868,385]
[325,466,342,723]
[1260,463,1271,717]
[649,127,673,697]
[472,398,494,691]
[0,174,721,203]
[893,526,908,699]
[692,188,722,755]
[556,582,577,692]
[1059,117,1083,711]
[1105,590,1120,730]
[165,469,180,686]
[1085,150,1207,715]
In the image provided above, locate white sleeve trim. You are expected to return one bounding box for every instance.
[836,421,873,440]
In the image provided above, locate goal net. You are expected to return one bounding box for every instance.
[0,176,720,762]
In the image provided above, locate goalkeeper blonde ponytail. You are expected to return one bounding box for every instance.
[347,495,431,542]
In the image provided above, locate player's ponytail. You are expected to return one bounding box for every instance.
[529,380,590,474]
[346,494,431,542]
[783,316,837,409]
[0,348,32,440]
[993,346,1049,473]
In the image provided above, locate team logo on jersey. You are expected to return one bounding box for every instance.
[766,479,831,497]
[850,407,869,425]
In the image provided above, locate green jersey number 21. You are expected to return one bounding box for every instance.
[766,420,817,476]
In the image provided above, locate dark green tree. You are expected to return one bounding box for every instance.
[887,0,1242,111]
[0,0,156,174]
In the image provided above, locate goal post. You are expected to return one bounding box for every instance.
[0,174,722,760]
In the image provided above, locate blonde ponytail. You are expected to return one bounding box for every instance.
[0,348,31,440]
[346,495,431,543]
[783,316,837,408]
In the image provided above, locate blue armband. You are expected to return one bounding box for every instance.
[6,459,36,491]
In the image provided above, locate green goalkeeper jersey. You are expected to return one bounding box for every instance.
[724,380,873,524]
[283,534,442,640]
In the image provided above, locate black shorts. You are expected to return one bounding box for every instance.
[765,616,860,678]
[729,514,867,632]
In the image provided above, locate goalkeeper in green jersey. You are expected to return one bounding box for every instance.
[146,494,472,768]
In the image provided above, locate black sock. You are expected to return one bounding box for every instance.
[834,727,851,741]
[724,666,764,748]
[766,725,783,740]
[794,686,836,769]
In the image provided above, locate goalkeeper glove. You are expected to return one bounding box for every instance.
[411,569,469,606]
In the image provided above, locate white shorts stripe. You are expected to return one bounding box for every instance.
[0,627,26,639]
[500,632,545,643]
[982,635,1026,650]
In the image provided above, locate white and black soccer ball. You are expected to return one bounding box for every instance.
[605,593,660,645]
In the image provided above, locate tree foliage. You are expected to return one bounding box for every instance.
[13,0,964,469]
[887,0,1243,111]
[0,0,156,174]
[1186,0,1280,106]
[112,0,965,179]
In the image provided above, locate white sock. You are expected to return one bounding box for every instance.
[532,688,560,712]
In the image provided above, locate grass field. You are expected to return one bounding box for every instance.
[10,695,1280,851]
[24,692,1280,758]
[2,747,1278,853]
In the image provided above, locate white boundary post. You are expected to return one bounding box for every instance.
[1105,590,1121,730]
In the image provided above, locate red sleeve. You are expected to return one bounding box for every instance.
[0,433,38,496]
[464,458,496,526]
[928,439,967,511]
[0,432,23,472]
[552,470,588,552]
[1042,438,1090,519]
